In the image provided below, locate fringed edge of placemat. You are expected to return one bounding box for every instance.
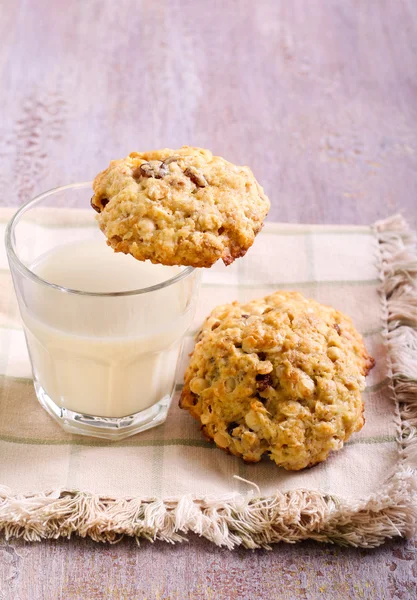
[1,215,416,549]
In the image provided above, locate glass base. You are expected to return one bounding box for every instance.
[35,381,171,441]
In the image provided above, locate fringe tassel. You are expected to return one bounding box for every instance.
[0,215,416,548]
[374,215,417,473]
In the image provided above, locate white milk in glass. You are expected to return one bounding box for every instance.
[21,240,193,418]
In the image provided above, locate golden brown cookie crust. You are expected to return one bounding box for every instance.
[180,291,374,470]
[91,146,270,268]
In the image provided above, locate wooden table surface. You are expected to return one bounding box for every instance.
[1,1,416,598]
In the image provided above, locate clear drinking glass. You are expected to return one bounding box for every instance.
[5,182,201,440]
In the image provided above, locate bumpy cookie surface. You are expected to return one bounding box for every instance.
[180,291,374,470]
[91,146,270,267]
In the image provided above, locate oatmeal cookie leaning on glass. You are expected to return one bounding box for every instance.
[91,146,270,268]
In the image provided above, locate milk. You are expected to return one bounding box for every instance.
[21,240,194,418]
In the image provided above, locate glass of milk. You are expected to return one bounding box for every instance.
[5,182,201,440]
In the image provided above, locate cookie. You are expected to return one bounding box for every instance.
[179,291,374,470]
[91,146,270,268]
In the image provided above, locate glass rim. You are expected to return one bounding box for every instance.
[5,181,196,297]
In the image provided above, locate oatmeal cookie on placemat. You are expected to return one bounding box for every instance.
[91,146,270,268]
[180,291,374,470]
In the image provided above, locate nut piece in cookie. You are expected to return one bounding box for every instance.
[91,146,270,268]
[179,291,374,470]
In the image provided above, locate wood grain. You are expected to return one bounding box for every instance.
[0,0,416,598]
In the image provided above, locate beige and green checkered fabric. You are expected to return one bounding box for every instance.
[0,210,398,504]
